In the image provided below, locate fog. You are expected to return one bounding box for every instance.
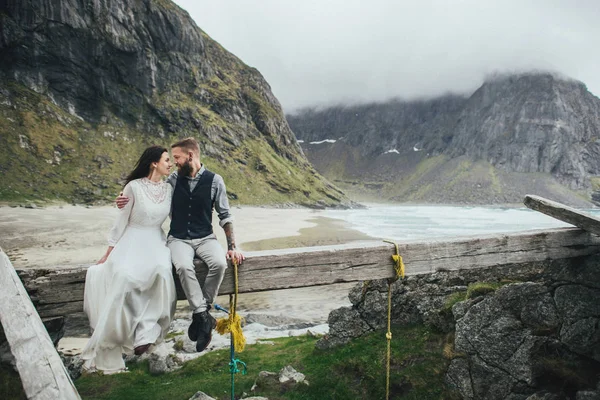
[174,0,600,112]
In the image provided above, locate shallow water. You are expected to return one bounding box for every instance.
[324,203,597,240]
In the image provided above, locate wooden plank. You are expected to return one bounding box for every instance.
[524,194,600,236]
[0,248,81,400]
[14,227,600,319]
[219,227,600,293]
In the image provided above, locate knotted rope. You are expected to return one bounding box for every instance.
[382,240,405,400]
[216,258,246,352]
[215,258,246,400]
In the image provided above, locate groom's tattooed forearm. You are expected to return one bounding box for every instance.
[223,222,236,250]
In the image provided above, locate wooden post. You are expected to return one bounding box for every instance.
[0,248,81,400]
[524,194,600,236]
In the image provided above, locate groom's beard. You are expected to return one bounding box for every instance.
[178,161,193,177]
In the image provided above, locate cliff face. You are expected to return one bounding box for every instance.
[0,0,346,206]
[288,73,600,206]
[450,74,600,189]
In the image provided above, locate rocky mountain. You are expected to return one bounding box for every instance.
[0,0,347,207]
[288,73,600,206]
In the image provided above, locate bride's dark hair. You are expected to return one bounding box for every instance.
[124,145,168,186]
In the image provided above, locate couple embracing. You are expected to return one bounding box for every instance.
[81,137,244,374]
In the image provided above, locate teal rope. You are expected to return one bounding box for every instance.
[218,299,247,400]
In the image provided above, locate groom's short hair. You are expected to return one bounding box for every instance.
[171,137,200,155]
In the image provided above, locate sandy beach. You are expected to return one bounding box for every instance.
[0,204,373,268]
[0,203,377,358]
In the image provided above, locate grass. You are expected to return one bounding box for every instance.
[441,281,512,315]
[1,325,458,400]
[466,282,503,299]
[441,291,467,313]
[0,365,26,400]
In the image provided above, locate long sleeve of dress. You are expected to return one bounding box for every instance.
[107,183,135,246]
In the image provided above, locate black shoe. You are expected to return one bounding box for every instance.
[187,305,213,341]
[188,311,216,352]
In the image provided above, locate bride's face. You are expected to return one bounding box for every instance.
[154,152,172,177]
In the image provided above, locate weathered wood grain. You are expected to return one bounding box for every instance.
[14,227,600,319]
[0,248,81,400]
[524,195,600,236]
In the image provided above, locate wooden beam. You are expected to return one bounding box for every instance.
[524,195,600,236]
[0,248,81,400]
[14,227,600,320]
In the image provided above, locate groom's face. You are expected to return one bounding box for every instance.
[171,147,193,176]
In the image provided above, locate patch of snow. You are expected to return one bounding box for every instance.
[413,145,422,152]
[309,139,336,145]
[297,140,304,143]
[384,149,400,154]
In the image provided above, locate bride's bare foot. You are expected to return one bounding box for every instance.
[134,343,152,355]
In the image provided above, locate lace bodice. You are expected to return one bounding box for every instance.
[107,178,172,246]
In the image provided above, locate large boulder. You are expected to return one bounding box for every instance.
[447,278,600,399]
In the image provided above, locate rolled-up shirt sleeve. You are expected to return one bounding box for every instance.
[166,172,177,189]
[213,174,233,228]
[107,182,134,246]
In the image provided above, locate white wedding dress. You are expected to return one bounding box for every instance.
[81,178,176,373]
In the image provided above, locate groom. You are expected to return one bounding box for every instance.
[117,137,244,352]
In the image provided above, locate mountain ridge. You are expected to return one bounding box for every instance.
[0,0,349,207]
[288,72,600,206]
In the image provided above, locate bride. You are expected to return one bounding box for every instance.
[81,145,177,373]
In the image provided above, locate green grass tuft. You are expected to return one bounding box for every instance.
[442,291,467,313]
[466,282,503,299]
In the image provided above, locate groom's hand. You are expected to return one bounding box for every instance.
[116,192,129,209]
[226,250,245,266]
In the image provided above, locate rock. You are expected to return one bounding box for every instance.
[188,392,216,400]
[278,365,307,385]
[451,299,473,320]
[251,371,279,392]
[251,366,308,394]
[315,307,371,349]
[445,358,473,399]
[147,353,183,375]
[449,279,600,399]
[43,316,66,347]
[576,391,600,400]
[60,354,84,380]
[525,393,561,400]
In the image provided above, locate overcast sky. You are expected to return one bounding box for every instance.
[173,0,600,113]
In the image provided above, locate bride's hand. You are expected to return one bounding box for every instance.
[97,246,114,265]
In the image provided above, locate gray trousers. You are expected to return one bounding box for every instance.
[167,234,227,314]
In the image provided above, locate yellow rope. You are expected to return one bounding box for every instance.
[216,258,246,352]
[382,240,405,400]
[383,240,405,281]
